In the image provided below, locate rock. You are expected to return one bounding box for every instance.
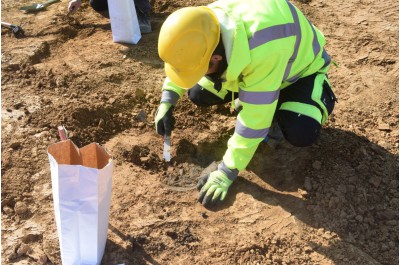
[135,88,146,99]
[3,205,14,215]
[312,161,322,170]
[299,189,308,198]
[368,176,381,188]
[14,201,28,216]
[10,141,21,149]
[323,232,333,240]
[8,252,18,261]
[378,122,391,131]
[378,209,398,220]
[304,177,312,191]
[27,247,48,264]
[17,243,32,256]
[136,109,148,122]
[328,197,338,208]
[14,102,24,109]
[140,156,150,163]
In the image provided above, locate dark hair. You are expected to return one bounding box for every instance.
[212,35,225,56]
[207,35,227,91]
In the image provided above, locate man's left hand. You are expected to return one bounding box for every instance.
[197,170,233,207]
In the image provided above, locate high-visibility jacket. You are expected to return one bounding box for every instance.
[160,0,331,174]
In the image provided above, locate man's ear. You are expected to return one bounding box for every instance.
[211,54,223,62]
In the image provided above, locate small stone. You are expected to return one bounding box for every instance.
[355,215,363,222]
[17,243,32,256]
[3,205,14,215]
[10,142,21,149]
[368,176,381,188]
[378,122,391,131]
[201,212,208,219]
[304,246,313,253]
[304,177,312,191]
[135,88,146,99]
[323,232,333,240]
[14,102,24,109]
[14,202,28,216]
[312,161,322,170]
[140,156,150,163]
[136,109,148,122]
[317,228,324,235]
[299,189,308,198]
[38,253,48,264]
[8,253,18,261]
[27,247,48,264]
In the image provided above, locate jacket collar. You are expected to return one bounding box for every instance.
[211,6,251,82]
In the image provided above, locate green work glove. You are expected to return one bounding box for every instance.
[197,170,233,207]
[155,102,175,136]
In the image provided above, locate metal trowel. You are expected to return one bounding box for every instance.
[19,0,60,13]
[1,22,24,38]
[163,135,171,162]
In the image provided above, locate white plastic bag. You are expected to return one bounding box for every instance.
[108,0,141,44]
[48,140,113,265]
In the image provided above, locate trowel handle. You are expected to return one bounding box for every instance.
[42,0,61,7]
[1,22,14,28]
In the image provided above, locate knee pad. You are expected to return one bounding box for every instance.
[277,110,321,147]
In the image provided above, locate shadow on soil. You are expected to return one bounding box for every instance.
[102,224,161,265]
[202,127,398,264]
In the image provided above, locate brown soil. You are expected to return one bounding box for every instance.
[1,0,398,264]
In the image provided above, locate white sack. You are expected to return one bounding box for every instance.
[108,0,141,44]
[48,140,113,265]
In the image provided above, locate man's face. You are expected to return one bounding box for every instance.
[206,54,223,75]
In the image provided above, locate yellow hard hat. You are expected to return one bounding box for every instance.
[158,6,220,89]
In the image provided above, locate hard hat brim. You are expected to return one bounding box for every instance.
[164,62,208,89]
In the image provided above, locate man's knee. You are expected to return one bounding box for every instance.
[277,110,321,147]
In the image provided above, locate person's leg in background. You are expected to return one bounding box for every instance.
[275,73,336,147]
[89,0,152,33]
[89,0,108,14]
[134,0,152,33]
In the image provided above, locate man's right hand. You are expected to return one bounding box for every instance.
[155,103,175,136]
[68,0,82,13]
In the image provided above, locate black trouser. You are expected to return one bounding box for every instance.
[89,0,151,15]
[187,74,336,147]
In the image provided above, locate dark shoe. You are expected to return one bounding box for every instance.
[137,9,152,33]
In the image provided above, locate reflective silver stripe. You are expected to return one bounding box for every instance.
[239,89,280,104]
[321,49,331,68]
[308,20,321,57]
[282,1,301,81]
[249,23,296,50]
[286,72,302,83]
[161,90,180,105]
[235,119,269,139]
[218,161,239,181]
[286,31,327,84]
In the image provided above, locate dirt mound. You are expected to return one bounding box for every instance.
[1,0,398,264]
